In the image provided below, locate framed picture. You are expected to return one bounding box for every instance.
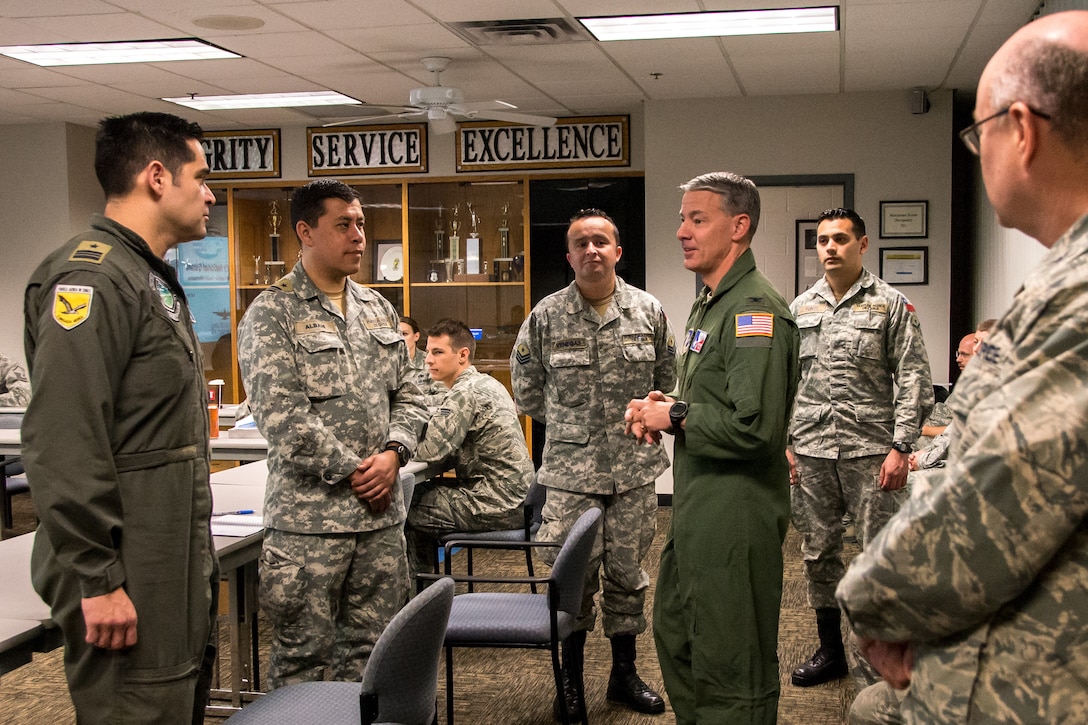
[375,241,404,283]
[879,246,929,285]
[879,200,928,238]
[795,219,822,296]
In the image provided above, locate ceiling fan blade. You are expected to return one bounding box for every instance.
[473,109,558,127]
[321,108,423,128]
[429,114,458,135]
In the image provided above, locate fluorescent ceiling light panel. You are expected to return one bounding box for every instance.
[579,7,839,41]
[164,91,361,110]
[0,39,240,66]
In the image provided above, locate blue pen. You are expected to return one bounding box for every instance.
[212,509,255,517]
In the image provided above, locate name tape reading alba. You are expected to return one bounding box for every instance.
[457,116,629,172]
[201,130,281,179]
[308,123,427,175]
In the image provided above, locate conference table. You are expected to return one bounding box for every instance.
[0,427,270,463]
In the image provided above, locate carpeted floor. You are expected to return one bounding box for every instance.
[0,493,857,724]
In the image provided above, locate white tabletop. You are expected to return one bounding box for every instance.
[0,428,268,462]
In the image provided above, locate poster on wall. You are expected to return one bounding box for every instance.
[164,236,231,344]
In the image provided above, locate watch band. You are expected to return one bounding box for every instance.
[384,442,410,467]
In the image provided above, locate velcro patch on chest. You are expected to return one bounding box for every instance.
[295,319,337,335]
[736,312,774,337]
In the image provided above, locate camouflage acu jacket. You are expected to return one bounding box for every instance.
[238,263,427,533]
[837,215,1088,723]
[511,277,676,495]
[790,269,933,459]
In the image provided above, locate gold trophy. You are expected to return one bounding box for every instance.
[446,204,461,283]
[264,200,286,284]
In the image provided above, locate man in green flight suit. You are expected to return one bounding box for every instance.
[627,171,800,724]
[23,112,219,723]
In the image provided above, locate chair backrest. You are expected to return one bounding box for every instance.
[548,508,602,617]
[360,577,454,725]
[524,479,547,531]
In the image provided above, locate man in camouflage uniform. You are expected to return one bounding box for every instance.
[23,112,218,723]
[238,180,427,688]
[0,353,30,406]
[627,172,800,724]
[407,317,533,578]
[512,209,675,718]
[788,207,933,689]
[839,11,1088,724]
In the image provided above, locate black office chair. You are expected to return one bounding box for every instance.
[437,480,546,592]
[425,507,601,725]
[223,577,454,725]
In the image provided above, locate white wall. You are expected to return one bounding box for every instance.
[644,90,954,384]
[971,161,1045,320]
[0,123,100,366]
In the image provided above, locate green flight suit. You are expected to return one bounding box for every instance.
[654,249,800,724]
[23,215,218,723]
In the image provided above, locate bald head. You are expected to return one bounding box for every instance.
[974,11,1088,246]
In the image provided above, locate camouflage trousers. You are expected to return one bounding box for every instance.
[260,526,409,689]
[790,454,907,609]
[849,681,906,725]
[537,485,657,636]
[405,478,525,578]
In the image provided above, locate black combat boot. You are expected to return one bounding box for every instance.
[791,607,848,687]
[606,634,665,714]
[553,630,587,723]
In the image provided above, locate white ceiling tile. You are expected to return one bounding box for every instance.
[15,12,181,41]
[328,24,469,55]
[272,0,433,29]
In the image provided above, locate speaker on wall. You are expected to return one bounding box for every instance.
[910,88,930,115]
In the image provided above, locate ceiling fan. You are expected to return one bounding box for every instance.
[323,56,558,135]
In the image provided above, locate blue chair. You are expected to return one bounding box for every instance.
[224,577,454,725]
[437,479,546,592]
[427,507,601,725]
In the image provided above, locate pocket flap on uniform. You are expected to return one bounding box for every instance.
[368,326,403,346]
[296,329,344,353]
[854,403,892,422]
[548,422,589,444]
[794,404,828,423]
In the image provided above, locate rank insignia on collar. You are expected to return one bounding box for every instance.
[52,284,93,330]
[149,272,181,321]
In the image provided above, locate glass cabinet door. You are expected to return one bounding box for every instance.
[406,180,527,383]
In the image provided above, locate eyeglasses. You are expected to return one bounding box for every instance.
[954,350,972,359]
[959,104,1052,155]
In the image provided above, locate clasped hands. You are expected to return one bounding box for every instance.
[624,390,675,445]
[348,449,400,514]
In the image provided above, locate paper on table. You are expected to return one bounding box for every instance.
[211,514,264,537]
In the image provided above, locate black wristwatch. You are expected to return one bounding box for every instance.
[384,442,410,467]
[891,441,912,454]
[669,401,689,433]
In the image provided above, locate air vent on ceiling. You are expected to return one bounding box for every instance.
[448,18,590,46]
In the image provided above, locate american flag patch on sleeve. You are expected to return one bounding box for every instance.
[735,312,774,337]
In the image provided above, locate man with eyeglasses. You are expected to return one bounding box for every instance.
[839,10,1088,724]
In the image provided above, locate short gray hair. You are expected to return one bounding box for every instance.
[989,37,1088,157]
[679,171,761,237]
